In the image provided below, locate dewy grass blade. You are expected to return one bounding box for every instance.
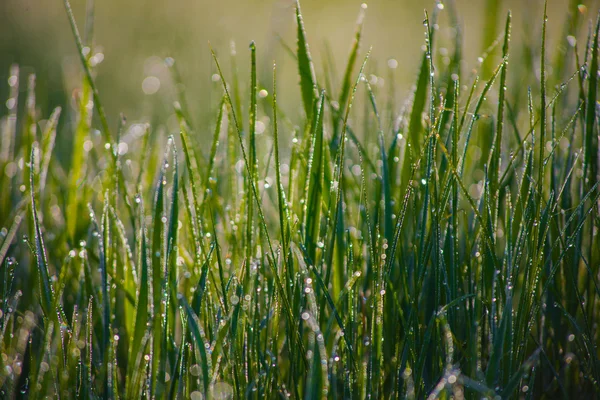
[149,141,171,396]
[62,0,112,145]
[583,13,599,277]
[181,297,212,394]
[191,244,215,313]
[537,1,548,199]
[177,109,205,252]
[407,42,431,149]
[295,0,318,119]
[202,97,225,206]
[29,148,55,321]
[88,198,112,398]
[272,63,290,251]
[488,12,511,208]
[245,41,258,273]
[303,91,325,261]
[364,79,392,244]
[459,58,505,176]
[583,14,599,192]
[334,3,366,140]
[327,50,370,279]
[126,196,150,399]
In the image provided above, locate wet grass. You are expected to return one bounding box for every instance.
[0,0,599,398]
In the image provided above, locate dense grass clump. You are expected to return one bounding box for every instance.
[1,0,600,398]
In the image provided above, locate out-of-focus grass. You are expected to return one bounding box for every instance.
[1,0,597,130]
[0,0,600,398]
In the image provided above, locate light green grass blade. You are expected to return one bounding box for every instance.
[271,64,291,252]
[29,148,55,320]
[67,74,92,241]
[295,0,318,119]
[334,4,366,141]
[39,107,60,196]
[303,91,325,261]
[489,12,511,202]
[62,0,112,143]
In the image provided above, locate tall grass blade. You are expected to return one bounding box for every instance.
[295,0,318,119]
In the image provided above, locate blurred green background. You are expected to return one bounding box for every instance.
[0,0,597,133]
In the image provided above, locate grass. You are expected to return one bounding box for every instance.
[0,0,599,398]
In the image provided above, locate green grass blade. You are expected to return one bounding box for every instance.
[29,148,55,320]
[303,91,325,261]
[180,297,211,394]
[127,197,150,398]
[489,12,511,201]
[271,63,290,251]
[295,0,318,119]
[334,4,366,141]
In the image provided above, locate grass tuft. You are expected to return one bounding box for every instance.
[0,0,599,398]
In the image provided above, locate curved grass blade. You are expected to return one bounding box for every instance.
[180,296,211,394]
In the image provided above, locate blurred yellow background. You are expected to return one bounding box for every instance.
[1,0,597,129]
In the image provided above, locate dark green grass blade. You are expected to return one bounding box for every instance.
[191,244,215,313]
[583,14,599,192]
[583,13,599,281]
[93,199,112,399]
